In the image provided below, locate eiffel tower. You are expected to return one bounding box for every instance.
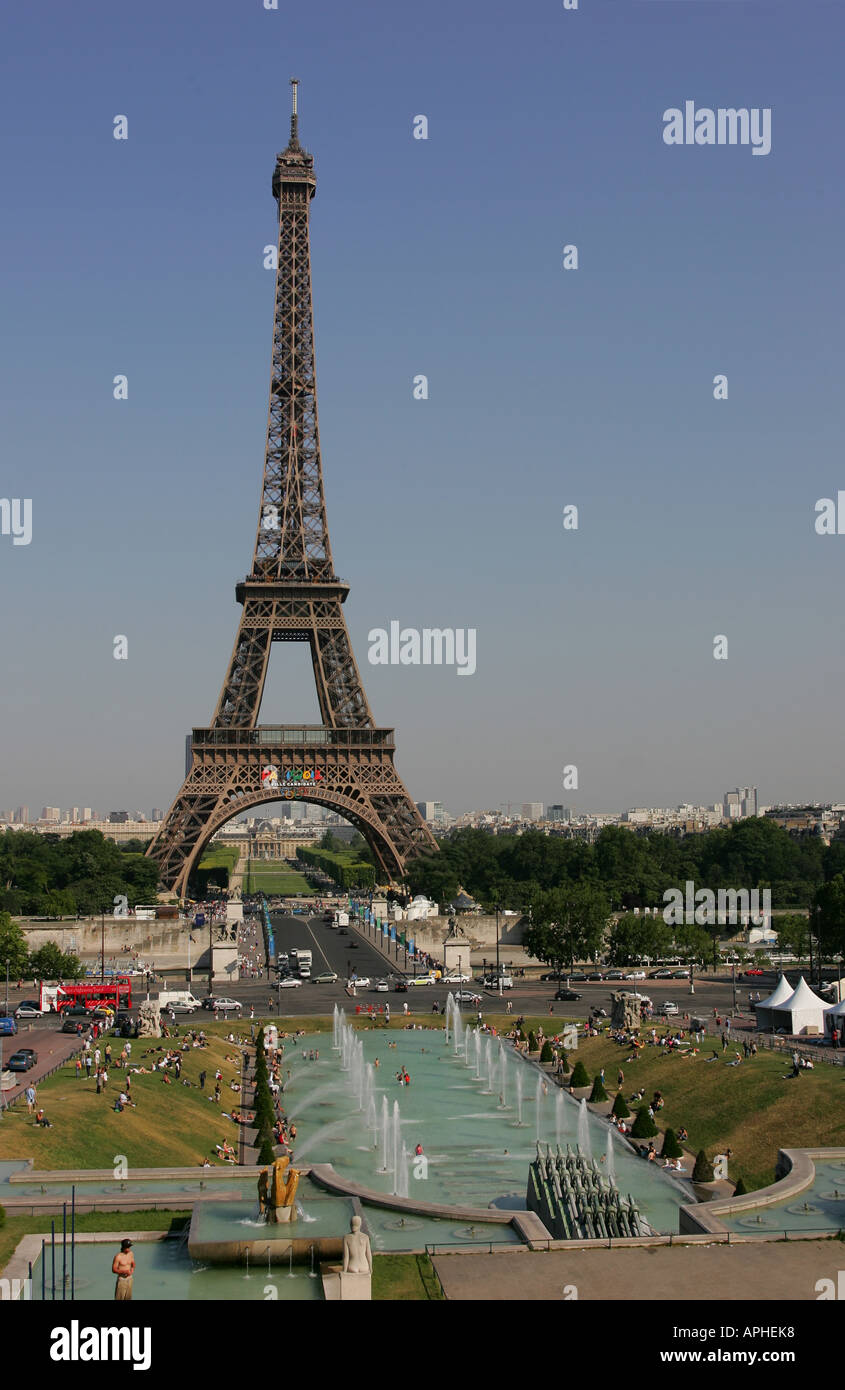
[147,83,437,898]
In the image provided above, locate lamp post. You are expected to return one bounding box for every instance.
[100,910,106,984]
[495,904,501,997]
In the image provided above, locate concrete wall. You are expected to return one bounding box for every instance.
[406,914,527,960]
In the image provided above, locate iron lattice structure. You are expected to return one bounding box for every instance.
[147,89,437,897]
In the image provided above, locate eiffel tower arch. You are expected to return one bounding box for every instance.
[146,84,438,899]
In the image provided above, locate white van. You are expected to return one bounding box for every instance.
[159,990,203,1012]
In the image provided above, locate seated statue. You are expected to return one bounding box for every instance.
[342,1215,372,1276]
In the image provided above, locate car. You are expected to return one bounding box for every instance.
[408,976,434,986]
[13,1001,43,1019]
[0,1016,18,1036]
[743,968,764,977]
[649,969,674,979]
[338,928,348,936]
[442,972,470,984]
[554,989,581,1002]
[7,1049,38,1071]
[312,972,338,984]
[567,972,588,982]
[394,980,408,992]
[61,1015,92,1034]
[604,970,624,981]
[279,977,302,989]
[202,997,242,1012]
[662,1002,680,1016]
[374,980,389,993]
[348,977,370,990]
[625,970,646,980]
[587,973,604,982]
[671,970,690,980]
[454,990,482,1005]
[539,972,561,982]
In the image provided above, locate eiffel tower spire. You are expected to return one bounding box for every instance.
[146,94,437,897]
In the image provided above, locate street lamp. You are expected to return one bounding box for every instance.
[495,904,501,997]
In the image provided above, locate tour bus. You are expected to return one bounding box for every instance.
[41,977,133,1014]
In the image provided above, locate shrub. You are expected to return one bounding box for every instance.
[692,1149,714,1183]
[540,1041,554,1064]
[611,1091,630,1119]
[630,1106,658,1139]
[569,1060,590,1088]
[258,1136,277,1165]
[528,1031,538,1053]
[733,1177,747,1196]
[589,1075,608,1103]
[0,1204,5,1228]
[660,1128,683,1160]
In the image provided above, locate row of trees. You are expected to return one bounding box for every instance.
[0,913,82,981]
[298,843,376,891]
[407,820,837,912]
[0,829,159,918]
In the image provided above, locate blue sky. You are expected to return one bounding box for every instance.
[1,0,843,818]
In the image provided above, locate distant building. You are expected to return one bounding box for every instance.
[546,805,571,823]
[724,787,758,819]
[42,807,60,822]
[151,808,163,822]
[416,801,447,825]
[521,802,544,820]
[108,811,130,824]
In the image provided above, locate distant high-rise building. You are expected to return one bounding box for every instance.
[71,807,80,823]
[42,807,60,822]
[14,807,28,824]
[82,808,92,822]
[547,805,571,823]
[416,801,446,824]
[151,808,163,822]
[522,802,544,820]
[108,811,130,824]
[724,787,758,819]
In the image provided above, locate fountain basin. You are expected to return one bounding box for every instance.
[187,1195,356,1265]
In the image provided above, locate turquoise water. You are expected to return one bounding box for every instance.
[282,1024,689,1234]
[721,1161,845,1234]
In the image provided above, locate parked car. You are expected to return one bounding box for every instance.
[442,972,470,984]
[671,970,690,980]
[0,1016,18,1036]
[279,977,302,989]
[62,1016,91,1034]
[454,990,482,1005]
[312,972,338,984]
[13,1001,43,1019]
[567,972,588,982]
[394,980,408,992]
[743,968,764,977]
[605,971,625,981]
[202,997,242,1012]
[7,1049,38,1071]
[165,1000,199,1015]
[587,973,604,982]
[662,1002,680,1016]
[649,969,674,979]
[625,970,646,981]
[540,972,560,982]
[554,989,581,1002]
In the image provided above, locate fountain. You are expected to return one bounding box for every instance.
[606,1127,616,1187]
[577,1099,592,1161]
[473,1028,482,1078]
[391,1100,401,1193]
[535,1075,545,1142]
[452,1001,463,1056]
[379,1095,390,1174]
[515,1068,524,1125]
[555,1090,564,1147]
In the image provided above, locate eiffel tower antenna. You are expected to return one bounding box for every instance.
[147,98,437,898]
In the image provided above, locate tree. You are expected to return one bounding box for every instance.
[611,1091,630,1119]
[28,942,82,980]
[527,1031,538,1053]
[569,1060,590,1088]
[540,1040,554,1064]
[320,831,339,852]
[258,1135,276,1165]
[692,1149,713,1182]
[608,912,673,966]
[771,913,811,959]
[733,1177,747,1196]
[630,1106,657,1139]
[660,1128,683,1159]
[0,912,30,977]
[524,883,611,975]
[588,1074,608,1103]
[814,875,845,959]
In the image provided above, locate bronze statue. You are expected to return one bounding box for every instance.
[258,1156,300,1223]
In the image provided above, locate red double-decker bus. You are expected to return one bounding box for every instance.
[40,978,133,1013]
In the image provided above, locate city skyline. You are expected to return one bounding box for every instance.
[2,1,844,822]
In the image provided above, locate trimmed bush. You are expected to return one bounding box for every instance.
[569,1060,590,1088]
[589,1074,608,1103]
[630,1106,658,1139]
[692,1149,714,1183]
[733,1177,747,1196]
[258,1136,277,1165]
[528,1031,538,1053]
[0,1204,5,1227]
[660,1128,684,1160]
[611,1091,630,1119]
[540,1041,554,1064]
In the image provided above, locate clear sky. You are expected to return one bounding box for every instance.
[1,0,843,819]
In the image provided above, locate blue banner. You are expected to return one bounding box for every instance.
[390,924,396,942]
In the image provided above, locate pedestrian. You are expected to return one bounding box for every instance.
[85,1054,92,1078]
[25,1084,36,1114]
[75,1058,82,1080]
[112,1240,135,1301]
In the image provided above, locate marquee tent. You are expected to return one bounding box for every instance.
[769,976,828,1036]
[753,974,795,1030]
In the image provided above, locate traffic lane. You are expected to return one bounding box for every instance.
[270,913,394,984]
[1,1021,84,1104]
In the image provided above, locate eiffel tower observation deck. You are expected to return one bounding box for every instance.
[147,83,437,897]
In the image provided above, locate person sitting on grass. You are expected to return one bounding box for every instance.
[35,1109,52,1129]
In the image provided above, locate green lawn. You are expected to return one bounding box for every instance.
[244,862,313,896]
[573,1032,845,1192]
[372,1252,444,1300]
[0,1027,251,1171]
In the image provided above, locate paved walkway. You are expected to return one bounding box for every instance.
[433,1240,839,1301]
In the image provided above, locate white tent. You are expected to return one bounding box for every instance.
[770,976,828,1036]
[753,973,794,1030]
[824,996,845,1036]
